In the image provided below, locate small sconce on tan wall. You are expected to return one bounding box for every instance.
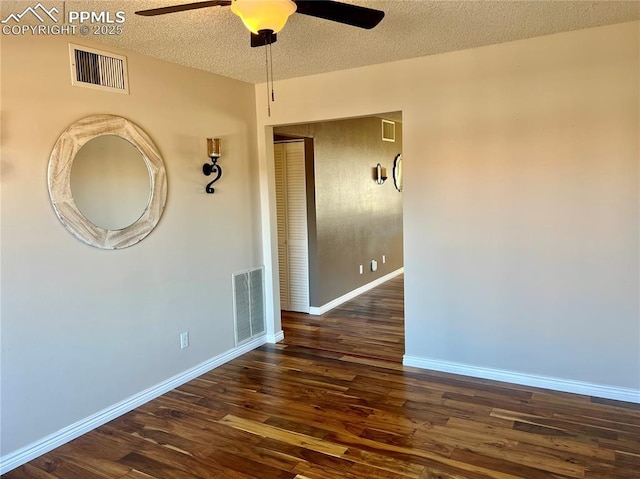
[203,138,222,194]
[374,163,387,185]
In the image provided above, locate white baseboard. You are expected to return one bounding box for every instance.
[267,330,285,343]
[309,267,404,316]
[0,335,269,475]
[403,355,640,404]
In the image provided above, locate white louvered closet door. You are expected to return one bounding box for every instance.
[274,141,309,313]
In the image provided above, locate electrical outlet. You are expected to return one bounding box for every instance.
[359,264,363,275]
[382,254,386,264]
[180,331,189,349]
[371,260,378,272]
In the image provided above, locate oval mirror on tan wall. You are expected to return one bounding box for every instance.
[393,153,403,192]
[48,115,167,249]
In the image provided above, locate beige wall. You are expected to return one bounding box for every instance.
[257,22,639,391]
[275,116,403,307]
[1,33,260,455]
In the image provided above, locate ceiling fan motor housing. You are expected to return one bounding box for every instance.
[135,0,385,48]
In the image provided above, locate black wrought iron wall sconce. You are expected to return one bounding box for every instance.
[374,163,387,185]
[203,138,222,194]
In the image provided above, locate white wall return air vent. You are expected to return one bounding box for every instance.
[233,267,266,346]
[382,119,396,142]
[69,43,129,94]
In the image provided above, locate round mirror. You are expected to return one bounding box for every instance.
[48,115,167,249]
[393,153,403,192]
[70,135,151,231]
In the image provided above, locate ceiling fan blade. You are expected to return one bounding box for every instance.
[135,1,230,17]
[294,0,384,29]
[251,31,278,48]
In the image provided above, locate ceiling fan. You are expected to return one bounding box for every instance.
[135,0,385,47]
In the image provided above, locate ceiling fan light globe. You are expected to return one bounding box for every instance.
[231,0,296,34]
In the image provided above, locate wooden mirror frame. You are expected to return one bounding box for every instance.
[48,114,167,249]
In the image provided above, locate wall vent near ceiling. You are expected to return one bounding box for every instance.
[382,119,396,142]
[69,43,129,94]
[233,267,266,346]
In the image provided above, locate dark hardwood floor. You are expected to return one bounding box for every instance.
[281,275,405,363]
[4,275,639,478]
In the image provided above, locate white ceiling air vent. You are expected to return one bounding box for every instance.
[382,119,396,142]
[69,43,129,94]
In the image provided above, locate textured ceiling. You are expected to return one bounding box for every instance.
[4,1,639,84]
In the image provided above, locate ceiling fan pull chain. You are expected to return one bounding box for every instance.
[269,42,275,102]
[265,40,271,117]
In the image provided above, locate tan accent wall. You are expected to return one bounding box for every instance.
[275,116,403,307]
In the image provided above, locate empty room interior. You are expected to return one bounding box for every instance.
[1,1,639,478]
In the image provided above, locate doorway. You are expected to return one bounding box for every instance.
[272,112,404,359]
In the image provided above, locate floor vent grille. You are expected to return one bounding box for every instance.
[233,267,266,346]
[69,43,129,94]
